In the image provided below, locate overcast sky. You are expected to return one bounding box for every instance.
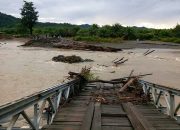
[0,0,180,28]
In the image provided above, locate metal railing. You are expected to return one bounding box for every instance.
[0,78,179,129]
[139,80,180,123]
[0,78,83,130]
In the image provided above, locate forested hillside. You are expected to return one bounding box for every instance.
[0,12,180,43]
[0,12,19,28]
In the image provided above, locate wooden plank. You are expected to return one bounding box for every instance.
[152,123,180,127]
[43,124,81,128]
[59,106,87,111]
[102,126,133,130]
[144,115,170,119]
[73,96,92,100]
[53,116,84,122]
[54,113,84,118]
[62,103,88,107]
[149,120,178,124]
[122,103,156,130]
[138,109,160,113]
[156,126,180,130]
[102,113,127,117]
[69,100,89,105]
[135,105,156,109]
[43,126,80,130]
[102,117,131,126]
[91,102,101,130]
[56,111,84,116]
[101,105,126,117]
[79,93,92,96]
[139,111,160,114]
[55,111,84,118]
[101,105,127,116]
[52,121,82,125]
[80,102,95,130]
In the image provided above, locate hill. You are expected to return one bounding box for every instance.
[0,12,20,28]
[0,12,91,29]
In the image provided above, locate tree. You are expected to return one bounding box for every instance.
[124,27,137,40]
[20,1,38,35]
[173,24,180,38]
[89,24,99,36]
[98,25,111,38]
[111,23,124,37]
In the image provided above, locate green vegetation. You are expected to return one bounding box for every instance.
[80,67,99,81]
[0,9,180,43]
[74,36,123,43]
[160,37,180,43]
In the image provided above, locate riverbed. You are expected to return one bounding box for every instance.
[0,39,180,105]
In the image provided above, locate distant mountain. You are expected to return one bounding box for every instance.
[79,24,91,28]
[0,12,91,29]
[0,12,20,28]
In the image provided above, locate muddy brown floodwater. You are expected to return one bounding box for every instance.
[0,40,180,106]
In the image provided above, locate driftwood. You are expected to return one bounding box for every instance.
[102,85,122,90]
[98,57,127,67]
[113,57,124,64]
[88,73,152,84]
[114,59,128,66]
[119,77,138,92]
[128,70,134,79]
[97,64,109,67]
[112,58,119,63]
[111,73,152,81]
[144,49,155,56]
[143,49,150,55]
[88,79,125,84]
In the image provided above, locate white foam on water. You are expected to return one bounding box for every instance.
[175,57,180,62]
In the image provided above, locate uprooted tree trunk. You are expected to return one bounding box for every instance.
[143,49,155,56]
[119,77,138,92]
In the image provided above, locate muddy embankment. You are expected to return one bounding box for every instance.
[21,38,122,52]
[0,34,13,40]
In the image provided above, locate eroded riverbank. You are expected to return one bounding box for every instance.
[0,39,180,105]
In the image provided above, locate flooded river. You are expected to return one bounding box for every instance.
[0,40,180,105]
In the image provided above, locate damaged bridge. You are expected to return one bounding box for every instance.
[0,78,180,130]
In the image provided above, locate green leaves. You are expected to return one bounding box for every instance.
[20,1,38,35]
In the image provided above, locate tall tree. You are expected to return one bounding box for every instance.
[89,24,99,36]
[20,1,38,35]
[173,24,180,38]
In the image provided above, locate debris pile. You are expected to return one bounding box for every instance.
[69,68,152,105]
[55,43,122,52]
[22,38,62,47]
[52,55,93,63]
[0,34,12,39]
[91,73,151,104]
[22,38,122,52]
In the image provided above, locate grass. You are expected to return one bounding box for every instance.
[73,36,123,43]
[159,37,180,44]
[80,66,99,81]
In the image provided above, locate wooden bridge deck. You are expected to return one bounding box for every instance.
[42,83,180,130]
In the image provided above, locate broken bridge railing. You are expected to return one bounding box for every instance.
[0,78,83,130]
[139,80,180,123]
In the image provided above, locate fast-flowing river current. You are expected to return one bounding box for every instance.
[0,39,180,106]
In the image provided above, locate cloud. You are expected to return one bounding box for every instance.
[0,0,180,28]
